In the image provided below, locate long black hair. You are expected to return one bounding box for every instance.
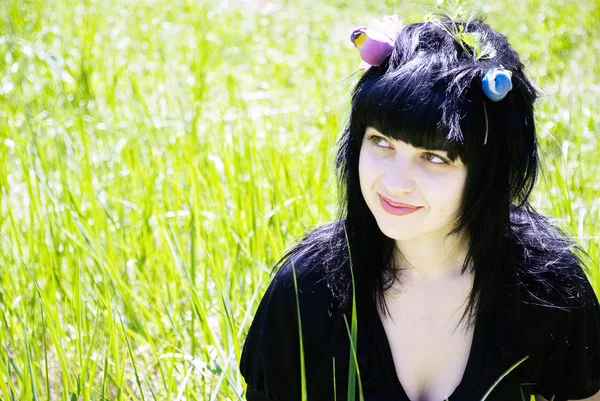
[275,17,589,327]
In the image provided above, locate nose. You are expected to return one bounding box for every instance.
[381,157,417,194]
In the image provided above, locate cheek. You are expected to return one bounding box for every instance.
[358,148,381,202]
[358,148,373,186]
[359,150,387,183]
[424,170,467,211]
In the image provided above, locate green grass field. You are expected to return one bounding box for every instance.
[0,0,598,399]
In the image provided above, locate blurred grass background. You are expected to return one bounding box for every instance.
[0,0,598,399]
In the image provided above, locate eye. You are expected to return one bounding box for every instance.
[423,152,449,165]
[367,134,393,149]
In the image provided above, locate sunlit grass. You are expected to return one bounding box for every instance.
[0,0,598,399]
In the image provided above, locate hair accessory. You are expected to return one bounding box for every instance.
[350,26,394,67]
[482,68,513,102]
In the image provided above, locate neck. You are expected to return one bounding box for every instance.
[394,232,470,282]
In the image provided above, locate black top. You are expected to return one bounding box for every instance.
[240,247,600,401]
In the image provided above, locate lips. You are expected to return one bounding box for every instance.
[379,194,420,208]
[378,194,422,216]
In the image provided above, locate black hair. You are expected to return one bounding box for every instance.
[274,17,590,327]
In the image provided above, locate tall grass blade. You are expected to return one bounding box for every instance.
[291,261,308,401]
[480,355,529,401]
[343,227,364,401]
[118,312,146,401]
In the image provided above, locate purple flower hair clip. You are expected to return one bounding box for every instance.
[350,26,394,67]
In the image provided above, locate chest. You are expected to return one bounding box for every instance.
[378,280,475,401]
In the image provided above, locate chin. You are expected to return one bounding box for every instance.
[375,219,421,241]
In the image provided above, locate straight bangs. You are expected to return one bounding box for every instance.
[351,67,466,162]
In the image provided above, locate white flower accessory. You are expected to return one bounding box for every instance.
[366,14,404,40]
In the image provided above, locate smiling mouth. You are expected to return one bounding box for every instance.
[378,194,420,208]
[378,194,422,216]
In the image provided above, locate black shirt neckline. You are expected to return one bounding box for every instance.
[370,298,487,401]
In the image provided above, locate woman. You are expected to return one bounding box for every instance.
[239,16,600,401]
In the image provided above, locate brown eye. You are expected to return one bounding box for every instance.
[423,152,448,165]
[367,135,392,149]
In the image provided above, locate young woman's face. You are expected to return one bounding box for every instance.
[358,127,468,243]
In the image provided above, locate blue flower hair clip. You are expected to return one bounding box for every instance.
[481,68,513,145]
[482,68,513,102]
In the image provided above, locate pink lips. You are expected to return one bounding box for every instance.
[378,194,421,216]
